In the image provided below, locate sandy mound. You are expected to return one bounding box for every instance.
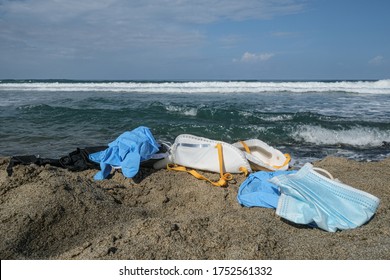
[1,156,389,259]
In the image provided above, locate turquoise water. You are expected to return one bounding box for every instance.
[1,79,390,165]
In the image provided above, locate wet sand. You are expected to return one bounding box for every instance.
[1,156,389,260]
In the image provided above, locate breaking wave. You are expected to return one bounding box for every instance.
[292,125,390,147]
[1,79,390,94]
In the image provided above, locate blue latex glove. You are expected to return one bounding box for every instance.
[237,170,297,208]
[89,126,160,180]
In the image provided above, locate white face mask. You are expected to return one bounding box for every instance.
[269,163,380,232]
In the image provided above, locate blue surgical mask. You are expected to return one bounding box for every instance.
[269,163,380,232]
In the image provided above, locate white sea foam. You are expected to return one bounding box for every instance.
[292,125,390,147]
[165,105,198,116]
[261,114,295,122]
[238,111,295,121]
[1,80,390,94]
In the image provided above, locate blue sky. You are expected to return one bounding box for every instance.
[0,0,389,80]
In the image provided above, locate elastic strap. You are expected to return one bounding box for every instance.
[239,141,251,154]
[313,167,334,180]
[272,153,291,169]
[167,143,234,187]
[239,166,249,176]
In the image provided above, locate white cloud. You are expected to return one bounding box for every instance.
[235,52,275,63]
[159,0,307,23]
[0,0,306,51]
[369,55,384,65]
[0,0,307,23]
[0,0,207,55]
[0,0,305,77]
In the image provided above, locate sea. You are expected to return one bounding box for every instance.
[1,79,390,166]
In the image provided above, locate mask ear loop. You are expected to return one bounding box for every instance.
[312,167,334,180]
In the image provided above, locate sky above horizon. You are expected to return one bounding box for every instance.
[0,0,389,80]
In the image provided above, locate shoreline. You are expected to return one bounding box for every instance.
[1,156,389,259]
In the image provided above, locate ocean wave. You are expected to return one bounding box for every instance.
[292,125,390,147]
[165,105,198,116]
[1,80,390,94]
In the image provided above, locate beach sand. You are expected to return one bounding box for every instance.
[1,156,389,260]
